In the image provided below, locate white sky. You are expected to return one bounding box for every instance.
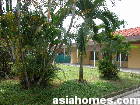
[63,0,140,32]
[106,0,140,29]
[12,0,140,30]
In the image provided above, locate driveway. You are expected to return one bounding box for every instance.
[112,87,140,105]
[121,68,140,74]
[64,63,140,74]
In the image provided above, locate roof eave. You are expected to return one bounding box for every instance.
[126,35,140,42]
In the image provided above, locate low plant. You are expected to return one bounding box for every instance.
[98,59,119,79]
[16,54,58,88]
[95,34,130,80]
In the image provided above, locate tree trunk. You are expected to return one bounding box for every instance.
[79,53,84,82]
[16,0,30,89]
[10,46,16,61]
[6,0,9,12]
[66,3,75,35]
[0,0,3,15]
[9,0,12,11]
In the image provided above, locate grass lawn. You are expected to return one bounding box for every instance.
[0,64,140,105]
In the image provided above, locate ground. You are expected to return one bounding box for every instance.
[0,64,140,105]
[123,90,140,98]
[111,85,140,105]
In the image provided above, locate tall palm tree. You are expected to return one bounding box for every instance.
[76,23,89,82]
[75,0,123,82]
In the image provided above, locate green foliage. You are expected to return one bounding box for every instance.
[97,34,130,53]
[74,0,126,82]
[0,65,140,105]
[76,0,124,35]
[0,0,74,88]
[15,54,58,88]
[97,34,130,79]
[0,0,129,88]
[98,59,119,79]
[76,24,89,82]
[76,23,89,55]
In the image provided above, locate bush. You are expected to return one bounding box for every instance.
[16,54,58,88]
[98,59,119,79]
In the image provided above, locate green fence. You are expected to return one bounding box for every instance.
[55,54,71,63]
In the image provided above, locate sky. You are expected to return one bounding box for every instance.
[63,0,140,32]
[12,0,140,30]
[106,0,140,29]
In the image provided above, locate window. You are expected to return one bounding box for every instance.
[116,53,128,61]
[90,51,99,60]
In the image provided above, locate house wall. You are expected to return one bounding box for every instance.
[128,43,140,68]
[71,47,90,64]
[89,60,99,66]
[71,47,128,67]
[71,47,78,64]
[71,48,99,66]
[83,51,90,65]
[71,43,140,69]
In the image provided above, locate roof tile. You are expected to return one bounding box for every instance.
[115,27,140,37]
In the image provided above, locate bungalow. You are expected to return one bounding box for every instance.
[70,27,140,69]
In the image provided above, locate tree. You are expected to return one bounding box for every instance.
[74,0,125,82]
[0,0,76,88]
[92,12,129,79]
[76,23,89,82]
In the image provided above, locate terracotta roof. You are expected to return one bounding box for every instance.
[115,27,140,37]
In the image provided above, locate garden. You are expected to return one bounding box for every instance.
[0,0,140,105]
[1,64,140,105]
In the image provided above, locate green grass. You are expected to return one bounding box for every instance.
[0,64,140,105]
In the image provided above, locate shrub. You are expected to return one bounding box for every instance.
[98,59,119,79]
[16,54,58,88]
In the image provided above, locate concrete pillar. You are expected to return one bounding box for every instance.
[64,47,66,59]
[120,53,122,67]
[77,49,78,63]
[93,51,96,67]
